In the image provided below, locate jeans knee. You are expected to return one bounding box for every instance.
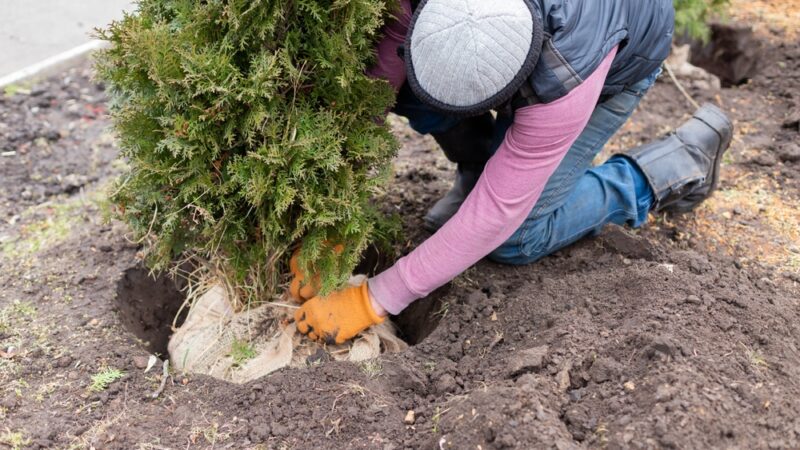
[493,214,560,265]
[488,245,530,265]
[489,222,551,265]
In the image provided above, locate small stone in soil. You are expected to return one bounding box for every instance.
[507,345,549,377]
[778,143,800,163]
[404,410,416,425]
[684,295,703,305]
[435,373,458,394]
[751,152,778,167]
[55,356,73,368]
[132,355,150,370]
[556,365,571,392]
[270,423,288,437]
[782,113,800,131]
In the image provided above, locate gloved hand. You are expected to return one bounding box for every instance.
[287,244,344,303]
[294,282,385,345]
[288,250,319,303]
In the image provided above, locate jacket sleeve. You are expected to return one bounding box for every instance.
[366,0,412,92]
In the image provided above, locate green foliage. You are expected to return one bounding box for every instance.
[96,0,399,303]
[89,368,125,392]
[229,339,257,366]
[674,0,730,40]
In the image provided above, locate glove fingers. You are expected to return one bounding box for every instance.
[308,331,319,341]
[294,310,309,334]
[298,282,317,301]
[289,277,303,302]
[289,251,301,274]
[333,333,346,345]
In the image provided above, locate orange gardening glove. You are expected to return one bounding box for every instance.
[288,250,319,303]
[288,244,345,304]
[294,282,385,345]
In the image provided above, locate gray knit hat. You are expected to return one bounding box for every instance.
[405,0,543,115]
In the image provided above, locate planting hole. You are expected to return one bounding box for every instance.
[115,249,444,357]
[115,267,187,355]
[687,23,762,86]
[393,286,448,345]
[355,246,445,345]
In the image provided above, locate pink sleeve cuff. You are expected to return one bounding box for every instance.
[368,267,417,316]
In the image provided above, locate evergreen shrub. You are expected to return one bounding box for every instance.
[674,0,730,40]
[96,0,400,305]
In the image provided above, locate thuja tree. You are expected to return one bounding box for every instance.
[96,0,399,305]
[674,0,730,40]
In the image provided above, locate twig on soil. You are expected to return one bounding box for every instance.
[481,332,504,358]
[262,301,300,310]
[663,62,701,110]
[134,204,158,244]
[151,360,170,399]
[325,418,342,437]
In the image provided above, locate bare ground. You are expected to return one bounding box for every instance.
[1,15,799,450]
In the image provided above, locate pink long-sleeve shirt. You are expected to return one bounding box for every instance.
[367,0,617,314]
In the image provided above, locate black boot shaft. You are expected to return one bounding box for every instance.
[623,103,733,213]
[432,113,496,171]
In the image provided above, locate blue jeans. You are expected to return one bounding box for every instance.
[394,70,661,265]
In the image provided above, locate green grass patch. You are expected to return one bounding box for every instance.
[0,191,105,260]
[0,429,30,450]
[229,339,257,367]
[89,367,125,392]
[2,79,34,97]
[0,301,37,335]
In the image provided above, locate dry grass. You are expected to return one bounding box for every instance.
[728,0,800,37]
[685,165,800,270]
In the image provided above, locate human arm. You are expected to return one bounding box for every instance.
[368,48,619,315]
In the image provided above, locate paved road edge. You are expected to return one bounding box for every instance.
[0,40,108,89]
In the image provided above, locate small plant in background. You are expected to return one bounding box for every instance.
[95,0,400,309]
[89,367,125,392]
[674,0,731,40]
[359,358,383,378]
[431,406,443,434]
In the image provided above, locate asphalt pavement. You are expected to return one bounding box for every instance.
[0,1,135,77]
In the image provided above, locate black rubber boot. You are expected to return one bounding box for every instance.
[623,103,733,213]
[424,166,483,231]
[424,113,495,232]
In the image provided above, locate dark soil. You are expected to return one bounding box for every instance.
[2,20,799,450]
[115,267,187,355]
[0,65,116,220]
